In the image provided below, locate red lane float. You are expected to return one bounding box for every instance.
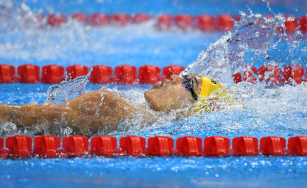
[233,72,243,84]
[243,66,258,83]
[71,13,88,23]
[285,15,298,34]
[112,65,137,84]
[47,14,67,28]
[61,136,89,156]
[217,14,235,31]
[112,14,131,26]
[259,66,283,85]
[267,66,282,84]
[89,65,112,83]
[274,15,298,34]
[174,15,192,30]
[5,135,32,157]
[138,65,163,84]
[194,15,214,32]
[175,136,202,156]
[233,66,258,84]
[232,136,259,156]
[260,136,286,156]
[132,14,150,24]
[156,15,172,31]
[282,65,293,82]
[66,65,89,81]
[17,64,40,83]
[148,136,174,156]
[287,136,307,156]
[300,16,307,32]
[90,136,118,156]
[282,65,305,84]
[0,64,15,83]
[120,136,146,156]
[163,65,185,79]
[204,136,230,156]
[89,14,109,26]
[41,65,64,84]
[33,135,61,157]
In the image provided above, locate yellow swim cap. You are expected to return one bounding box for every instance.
[188,76,224,116]
[199,76,223,97]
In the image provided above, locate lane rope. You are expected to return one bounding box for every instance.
[0,135,306,158]
[1,64,306,85]
[19,13,307,34]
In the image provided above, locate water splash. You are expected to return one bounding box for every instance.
[181,5,295,85]
[120,4,307,138]
[44,75,89,105]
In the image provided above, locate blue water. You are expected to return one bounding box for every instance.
[24,0,307,16]
[1,156,307,188]
[1,0,307,187]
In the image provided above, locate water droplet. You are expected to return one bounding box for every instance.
[301,47,307,52]
[292,41,299,48]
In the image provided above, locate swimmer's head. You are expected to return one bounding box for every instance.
[144,73,223,113]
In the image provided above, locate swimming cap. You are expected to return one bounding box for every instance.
[199,76,223,97]
[188,76,224,116]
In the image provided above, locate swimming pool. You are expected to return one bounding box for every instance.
[1,0,307,187]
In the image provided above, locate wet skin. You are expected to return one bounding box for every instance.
[0,74,203,136]
[145,74,202,112]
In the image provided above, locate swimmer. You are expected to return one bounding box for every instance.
[0,73,224,136]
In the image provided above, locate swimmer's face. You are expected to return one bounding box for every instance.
[144,74,202,112]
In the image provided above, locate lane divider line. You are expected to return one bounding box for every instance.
[1,64,306,85]
[0,64,183,84]
[24,13,307,34]
[0,135,306,158]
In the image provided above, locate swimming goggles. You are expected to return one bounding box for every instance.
[182,75,198,101]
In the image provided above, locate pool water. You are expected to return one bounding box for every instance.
[1,0,307,187]
[1,156,307,188]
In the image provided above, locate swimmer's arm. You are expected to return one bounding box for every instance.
[0,103,68,127]
[67,89,137,117]
[67,89,156,128]
[64,89,140,133]
[0,89,147,135]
